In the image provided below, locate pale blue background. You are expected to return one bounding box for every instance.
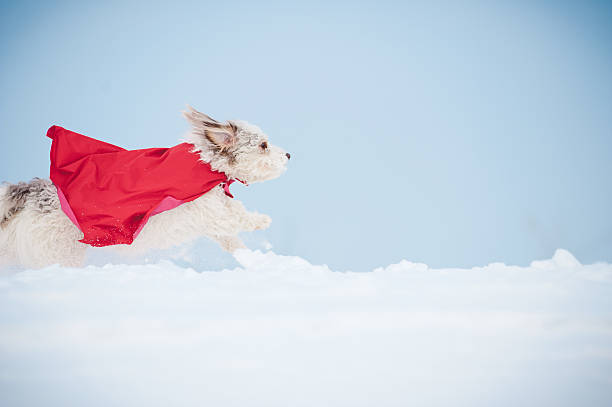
[0,0,610,271]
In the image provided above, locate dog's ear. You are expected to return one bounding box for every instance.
[204,123,237,150]
[183,105,237,150]
[183,105,221,128]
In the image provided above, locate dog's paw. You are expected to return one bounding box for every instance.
[252,213,272,230]
[218,236,246,253]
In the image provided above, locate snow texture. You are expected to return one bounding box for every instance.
[1,249,611,407]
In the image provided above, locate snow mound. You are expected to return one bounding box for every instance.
[530,248,582,270]
[1,249,611,407]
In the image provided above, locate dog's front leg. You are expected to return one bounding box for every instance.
[243,211,271,231]
[221,195,271,232]
[200,192,267,252]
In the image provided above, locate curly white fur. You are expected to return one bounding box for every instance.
[0,107,289,269]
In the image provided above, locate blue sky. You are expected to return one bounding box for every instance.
[0,0,610,271]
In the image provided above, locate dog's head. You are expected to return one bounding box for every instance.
[183,106,290,183]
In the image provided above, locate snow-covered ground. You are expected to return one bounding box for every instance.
[1,249,611,407]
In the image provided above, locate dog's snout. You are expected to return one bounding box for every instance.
[286,153,291,160]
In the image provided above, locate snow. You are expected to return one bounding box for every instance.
[1,249,611,407]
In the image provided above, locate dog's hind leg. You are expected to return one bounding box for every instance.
[1,179,87,269]
[15,207,87,268]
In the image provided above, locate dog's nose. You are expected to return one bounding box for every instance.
[286,153,291,160]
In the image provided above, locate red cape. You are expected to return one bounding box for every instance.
[47,125,233,247]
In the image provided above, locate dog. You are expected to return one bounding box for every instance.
[0,106,290,269]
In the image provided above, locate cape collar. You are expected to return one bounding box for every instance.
[221,178,248,199]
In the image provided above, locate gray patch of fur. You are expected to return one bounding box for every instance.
[1,178,58,228]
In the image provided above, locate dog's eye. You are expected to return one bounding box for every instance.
[260,142,268,150]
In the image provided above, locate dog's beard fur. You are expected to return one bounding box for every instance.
[0,107,289,269]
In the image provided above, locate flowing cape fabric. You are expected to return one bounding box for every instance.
[47,125,232,247]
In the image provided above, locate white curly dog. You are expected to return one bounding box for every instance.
[0,106,290,269]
